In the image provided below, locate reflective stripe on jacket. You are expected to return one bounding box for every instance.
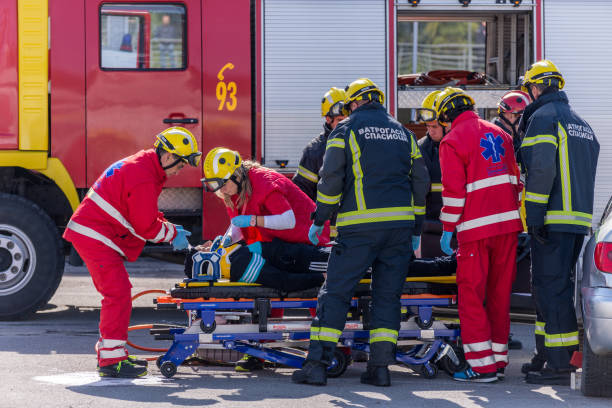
[519,91,599,234]
[63,149,176,261]
[313,102,429,234]
[439,111,523,243]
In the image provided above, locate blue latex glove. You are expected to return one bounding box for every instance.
[440,231,453,255]
[231,215,253,228]
[308,223,324,246]
[412,236,421,252]
[247,241,262,254]
[172,226,192,251]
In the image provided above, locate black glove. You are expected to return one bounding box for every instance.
[528,225,548,245]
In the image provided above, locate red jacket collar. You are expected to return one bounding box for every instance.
[452,110,479,126]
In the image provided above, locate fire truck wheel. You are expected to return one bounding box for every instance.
[0,193,63,320]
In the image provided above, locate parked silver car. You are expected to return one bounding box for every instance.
[576,195,612,397]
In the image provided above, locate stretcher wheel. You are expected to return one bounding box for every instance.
[438,344,468,376]
[200,320,216,333]
[327,349,351,378]
[156,356,163,369]
[160,361,177,378]
[420,363,438,379]
[415,316,433,329]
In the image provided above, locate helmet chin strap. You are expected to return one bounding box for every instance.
[162,156,183,170]
[230,174,242,194]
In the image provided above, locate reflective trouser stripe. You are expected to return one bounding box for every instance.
[97,339,128,360]
[535,321,546,335]
[317,190,342,205]
[544,331,579,347]
[337,207,414,227]
[492,342,508,364]
[430,183,443,192]
[310,326,342,343]
[457,210,520,232]
[544,211,592,228]
[558,123,572,211]
[463,340,492,353]
[297,165,319,183]
[369,328,398,344]
[348,130,366,210]
[467,355,496,368]
[66,220,127,258]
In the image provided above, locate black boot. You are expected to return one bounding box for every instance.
[508,334,523,350]
[525,368,572,386]
[292,360,327,385]
[521,354,546,374]
[128,355,149,367]
[98,359,147,378]
[360,365,391,387]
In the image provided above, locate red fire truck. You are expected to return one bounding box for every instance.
[1,0,610,322]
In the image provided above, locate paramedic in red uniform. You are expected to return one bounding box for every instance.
[201,147,331,371]
[436,87,523,382]
[63,127,201,378]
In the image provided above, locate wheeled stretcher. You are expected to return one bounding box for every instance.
[151,275,464,379]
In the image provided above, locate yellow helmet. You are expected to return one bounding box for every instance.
[321,87,346,117]
[344,78,385,111]
[201,147,242,192]
[416,90,441,123]
[521,59,564,92]
[154,127,202,166]
[434,87,475,124]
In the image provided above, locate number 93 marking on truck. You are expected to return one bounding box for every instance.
[216,62,237,111]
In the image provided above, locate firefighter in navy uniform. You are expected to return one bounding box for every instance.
[519,60,599,385]
[415,90,450,257]
[293,87,346,202]
[291,78,429,387]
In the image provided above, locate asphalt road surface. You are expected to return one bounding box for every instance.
[1,257,608,407]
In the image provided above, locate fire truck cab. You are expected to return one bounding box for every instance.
[1,0,610,325]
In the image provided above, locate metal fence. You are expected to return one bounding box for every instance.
[398,42,486,73]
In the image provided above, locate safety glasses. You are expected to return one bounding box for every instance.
[201,177,228,192]
[416,108,438,123]
[177,152,202,167]
[327,101,346,118]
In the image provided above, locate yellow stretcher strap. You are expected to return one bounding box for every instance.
[179,275,456,288]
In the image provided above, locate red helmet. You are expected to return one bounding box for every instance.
[498,90,531,114]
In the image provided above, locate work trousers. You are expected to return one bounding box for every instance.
[531,231,584,369]
[72,236,131,367]
[457,232,517,374]
[306,227,413,366]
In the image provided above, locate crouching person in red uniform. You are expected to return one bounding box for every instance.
[436,88,523,383]
[64,127,201,378]
[201,147,331,371]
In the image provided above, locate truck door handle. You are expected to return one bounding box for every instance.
[163,117,199,124]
